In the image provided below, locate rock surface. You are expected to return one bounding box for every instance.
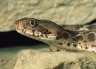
[14,49,96,69]
[0,53,16,69]
[1,0,96,31]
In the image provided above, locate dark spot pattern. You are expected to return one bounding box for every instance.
[56,32,69,40]
[72,35,83,41]
[67,43,70,46]
[79,42,81,45]
[87,32,95,41]
[40,35,43,37]
[63,33,69,39]
[32,30,35,36]
[57,49,60,51]
[73,44,77,47]
[41,29,51,34]
[91,45,96,47]
[45,35,48,38]
[58,43,63,45]
[84,40,87,43]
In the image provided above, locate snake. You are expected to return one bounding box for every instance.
[15,17,96,53]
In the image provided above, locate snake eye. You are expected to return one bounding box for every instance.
[30,19,37,27]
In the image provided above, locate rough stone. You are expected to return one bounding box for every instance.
[1,0,96,31]
[0,54,16,69]
[14,49,96,69]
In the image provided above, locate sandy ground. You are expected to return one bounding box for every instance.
[0,44,49,69]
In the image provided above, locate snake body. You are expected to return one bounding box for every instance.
[15,17,96,53]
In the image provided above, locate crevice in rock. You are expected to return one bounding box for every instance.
[0,31,44,48]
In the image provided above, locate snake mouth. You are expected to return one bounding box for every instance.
[23,29,57,41]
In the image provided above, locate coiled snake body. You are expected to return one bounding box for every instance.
[15,17,96,53]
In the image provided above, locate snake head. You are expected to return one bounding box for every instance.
[15,17,68,43]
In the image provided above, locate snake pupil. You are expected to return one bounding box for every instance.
[30,19,37,27]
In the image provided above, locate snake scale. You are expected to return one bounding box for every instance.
[15,17,96,53]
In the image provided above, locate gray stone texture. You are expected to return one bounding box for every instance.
[14,50,96,69]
